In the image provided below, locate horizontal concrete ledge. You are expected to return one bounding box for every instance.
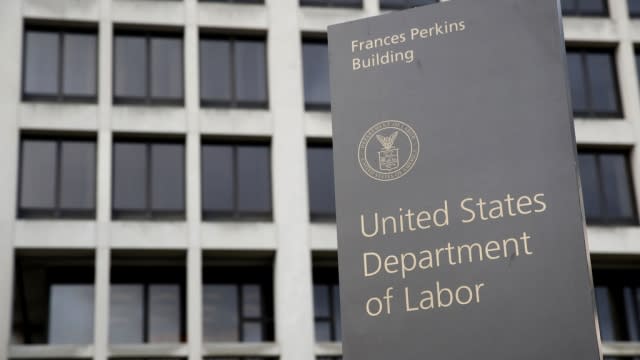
[602,341,640,356]
[110,221,189,249]
[299,7,371,33]
[202,342,279,357]
[9,344,93,358]
[112,106,187,134]
[305,111,332,139]
[574,118,636,146]
[310,223,337,251]
[315,342,342,356]
[111,0,185,26]
[109,343,189,358]
[15,220,97,249]
[20,103,99,133]
[587,226,640,255]
[198,3,268,31]
[200,108,273,137]
[201,222,277,250]
[563,17,618,43]
[22,0,99,21]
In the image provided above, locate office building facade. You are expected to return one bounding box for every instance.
[0,0,638,360]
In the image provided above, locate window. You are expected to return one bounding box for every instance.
[23,26,97,102]
[300,0,361,8]
[307,143,335,220]
[110,252,186,344]
[379,0,437,10]
[561,0,608,16]
[114,30,183,105]
[201,142,271,220]
[567,49,621,117]
[593,269,640,343]
[12,252,95,345]
[631,0,640,17]
[200,35,268,108]
[18,136,96,219]
[313,266,341,342]
[302,40,330,110]
[202,262,274,342]
[578,151,636,225]
[112,139,185,219]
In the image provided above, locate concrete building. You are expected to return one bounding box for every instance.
[0,0,639,360]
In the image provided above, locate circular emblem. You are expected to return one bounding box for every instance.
[358,120,420,182]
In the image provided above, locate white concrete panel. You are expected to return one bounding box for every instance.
[198,3,268,30]
[310,223,337,251]
[563,17,619,43]
[305,111,332,138]
[23,0,99,21]
[14,220,97,248]
[9,345,94,359]
[110,222,189,248]
[111,0,185,26]
[111,106,187,134]
[20,103,99,132]
[199,108,273,136]
[108,344,189,358]
[299,7,371,33]
[574,119,636,146]
[315,342,343,357]
[201,222,277,250]
[587,226,640,254]
[201,342,280,357]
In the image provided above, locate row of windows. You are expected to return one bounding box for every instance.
[17,135,633,225]
[11,252,640,348]
[22,26,627,117]
[18,136,334,220]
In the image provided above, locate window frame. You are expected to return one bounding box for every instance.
[561,0,609,17]
[300,0,362,8]
[17,134,97,219]
[202,263,275,343]
[567,47,623,118]
[313,265,341,342]
[199,33,269,109]
[578,149,638,226]
[379,0,437,10]
[22,24,98,103]
[592,267,640,342]
[201,140,273,221]
[113,29,185,106]
[307,141,336,222]
[302,37,331,111]
[111,138,186,220]
[110,258,187,344]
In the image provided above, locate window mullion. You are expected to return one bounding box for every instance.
[147,35,152,104]
[146,143,153,218]
[230,39,237,107]
[58,31,64,100]
[54,141,62,216]
[233,145,239,217]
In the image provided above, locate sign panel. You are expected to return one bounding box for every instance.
[327,0,601,359]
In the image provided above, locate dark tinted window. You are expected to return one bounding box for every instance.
[201,142,272,219]
[23,28,97,101]
[380,0,437,10]
[307,144,335,220]
[301,0,361,7]
[567,49,621,117]
[110,255,186,344]
[114,31,183,104]
[313,266,341,342]
[631,0,640,17]
[200,36,268,107]
[593,269,640,342]
[12,253,95,345]
[578,151,636,224]
[561,0,608,16]
[19,137,96,218]
[112,140,185,219]
[302,41,330,110]
[202,265,274,343]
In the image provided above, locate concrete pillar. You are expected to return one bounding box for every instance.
[0,0,22,357]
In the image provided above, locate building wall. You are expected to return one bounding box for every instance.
[1,0,640,359]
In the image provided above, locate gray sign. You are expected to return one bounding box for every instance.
[327,0,601,359]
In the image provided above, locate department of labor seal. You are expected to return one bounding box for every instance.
[358,120,420,181]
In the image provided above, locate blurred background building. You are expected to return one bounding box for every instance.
[0,0,639,359]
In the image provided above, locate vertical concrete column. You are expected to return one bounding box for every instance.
[268,1,315,360]
[610,0,640,212]
[95,0,114,359]
[184,1,203,359]
[0,0,21,357]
